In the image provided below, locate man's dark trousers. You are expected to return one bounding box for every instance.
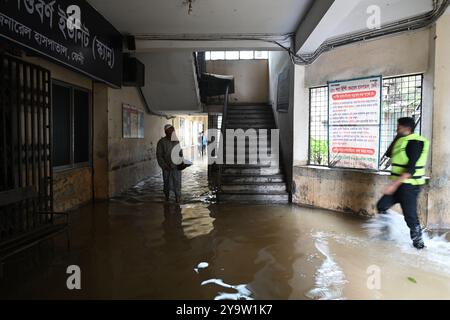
[377,184,423,242]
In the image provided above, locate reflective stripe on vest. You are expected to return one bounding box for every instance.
[390,133,430,186]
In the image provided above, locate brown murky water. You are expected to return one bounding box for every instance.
[1,162,450,300]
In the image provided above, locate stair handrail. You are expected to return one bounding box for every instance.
[218,84,230,192]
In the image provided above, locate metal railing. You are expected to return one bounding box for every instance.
[217,84,230,192]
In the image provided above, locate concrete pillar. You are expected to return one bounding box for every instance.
[92,83,109,200]
[293,65,309,166]
[428,12,450,229]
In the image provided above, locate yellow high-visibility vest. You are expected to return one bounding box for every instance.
[390,133,430,186]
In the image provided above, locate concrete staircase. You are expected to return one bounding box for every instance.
[216,105,289,204]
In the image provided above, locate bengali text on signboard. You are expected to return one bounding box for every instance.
[0,0,123,87]
[328,76,382,170]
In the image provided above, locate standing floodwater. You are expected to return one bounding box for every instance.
[1,162,449,299]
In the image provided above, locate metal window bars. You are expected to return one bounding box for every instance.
[0,54,53,242]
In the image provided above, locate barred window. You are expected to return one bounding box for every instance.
[309,87,329,166]
[308,74,424,169]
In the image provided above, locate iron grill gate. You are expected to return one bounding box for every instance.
[0,54,53,242]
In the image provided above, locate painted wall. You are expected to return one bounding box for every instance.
[268,51,294,191]
[303,28,432,88]
[291,27,442,226]
[137,51,202,113]
[103,88,208,198]
[206,60,269,104]
[106,87,169,197]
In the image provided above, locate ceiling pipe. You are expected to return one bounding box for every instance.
[292,0,450,65]
[133,0,449,65]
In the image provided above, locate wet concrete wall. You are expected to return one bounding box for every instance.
[92,83,109,200]
[206,60,269,104]
[53,167,93,212]
[428,13,450,229]
[292,166,428,224]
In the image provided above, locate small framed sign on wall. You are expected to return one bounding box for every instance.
[123,104,145,138]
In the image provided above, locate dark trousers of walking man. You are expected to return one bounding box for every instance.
[377,184,422,244]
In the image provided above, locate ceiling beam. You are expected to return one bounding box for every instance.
[133,34,292,52]
[294,0,335,53]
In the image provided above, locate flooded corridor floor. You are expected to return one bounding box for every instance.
[1,163,450,299]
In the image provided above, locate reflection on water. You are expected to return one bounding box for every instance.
[1,162,450,300]
[114,160,214,205]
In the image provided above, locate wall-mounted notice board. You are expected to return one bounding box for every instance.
[123,104,144,139]
[328,76,382,170]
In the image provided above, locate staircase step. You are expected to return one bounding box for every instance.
[217,192,289,204]
[228,108,273,113]
[228,115,273,120]
[221,183,287,193]
[228,105,271,110]
[227,120,275,125]
[227,113,273,118]
[221,175,285,184]
[225,161,280,166]
[227,126,277,130]
[227,113,273,117]
[222,167,281,175]
[233,148,274,153]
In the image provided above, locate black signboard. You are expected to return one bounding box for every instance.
[0,0,123,87]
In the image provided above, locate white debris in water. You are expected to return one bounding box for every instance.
[201,278,254,300]
[194,262,209,273]
[305,233,348,300]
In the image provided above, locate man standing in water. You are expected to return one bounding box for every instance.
[157,124,183,203]
[377,117,430,249]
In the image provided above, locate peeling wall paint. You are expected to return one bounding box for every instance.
[53,167,93,212]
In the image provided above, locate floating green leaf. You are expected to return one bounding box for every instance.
[407,277,417,284]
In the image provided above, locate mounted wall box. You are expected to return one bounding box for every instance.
[123,55,145,87]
